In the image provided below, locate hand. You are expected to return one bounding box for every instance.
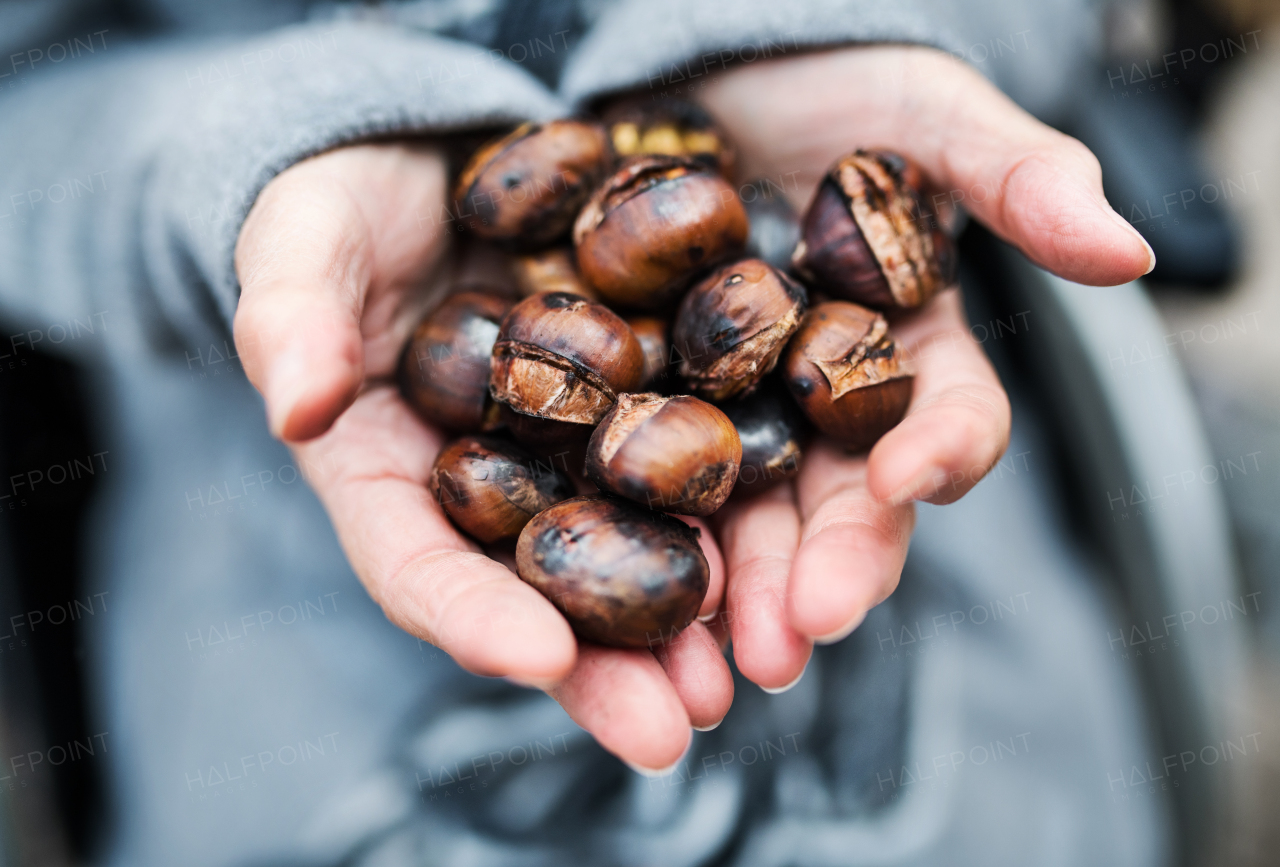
[697,45,1155,690]
[233,144,733,772]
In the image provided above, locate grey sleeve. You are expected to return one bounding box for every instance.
[0,20,565,360]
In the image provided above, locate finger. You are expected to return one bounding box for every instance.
[651,621,735,730]
[549,645,691,772]
[699,46,1153,286]
[233,144,450,442]
[293,385,577,686]
[675,515,726,619]
[714,484,812,691]
[868,289,1011,505]
[790,443,916,642]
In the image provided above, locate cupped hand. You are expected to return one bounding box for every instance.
[699,45,1155,690]
[233,143,732,772]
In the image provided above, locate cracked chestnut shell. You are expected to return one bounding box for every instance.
[573,155,749,310]
[601,96,736,177]
[489,292,644,437]
[672,258,807,401]
[782,301,915,451]
[721,380,810,498]
[791,150,955,313]
[430,435,574,544]
[516,494,710,648]
[627,316,673,390]
[454,120,612,250]
[399,291,513,432]
[585,393,741,516]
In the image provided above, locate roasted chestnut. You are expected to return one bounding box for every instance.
[516,494,709,648]
[782,301,914,451]
[742,179,802,271]
[601,96,736,177]
[585,393,740,516]
[400,291,513,432]
[454,120,612,249]
[511,247,597,300]
[573,155,749,310]
[791,150,954,313]
[430,435,574,544]
[721,380,809,497]
[626,316,672,390]
[672,258,806,401]
[489,292,645,433]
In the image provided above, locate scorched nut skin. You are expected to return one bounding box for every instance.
[720,379,810,498]
[791,150,955,314]
[399,291,513,433]
[515,494,710,648]
[782,301,915,452]
[672,258,807,401]
[429,436,575,545]
[585,393,741,517]
[573,155,749,310]
[454,120,612,250]
[489,292,645,427]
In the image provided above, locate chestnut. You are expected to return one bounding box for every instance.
[399,291,513,432]
[489,292,645,432]
[626,315,672,390]
[511,247,597,300]
[672,258,807,401]
[573,155,749,310]
[430,435,574,544]
[516,494,709,648]
[454,120,612,249]
[742,179,802,271]
[782,301,914,451]
[585,393,741,516]
[791,150,955,313]
[720,380,810,498]
[601,96,736,177]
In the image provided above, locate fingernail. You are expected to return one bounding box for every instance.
[886,464,941,506]
[1108,208,1156,276]
[692,719,723,732]
[624,732,693,776]
[266,348,310,438]
[761,664,807,695]
[813,610,866,645]
[504,674,560,691]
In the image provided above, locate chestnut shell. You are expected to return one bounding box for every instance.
[627,315,673,390]
[585,393,741,516]
[573,155,749,310]
[399,291,512,432]
[720,380,810,498]
[782,301,914,451]
[429,435,574,544]
[454,120,612,250]
[516,494,710,648]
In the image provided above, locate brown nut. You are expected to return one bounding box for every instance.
[720,379,810,498]
[573,155,749,310]
[626,316,672,390]
[672,258,807,401]
[454,120,612,250]
[489,292,645,431]
[511,247,597,300]
[782,301,915,451]
[399,291,513,432]
[585,393,741,516]
[601,96,736,178]
[429,435,574,544]
[515,494,709,648]
[791,150,955,313]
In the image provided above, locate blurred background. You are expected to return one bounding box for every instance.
[1,0,1279,863]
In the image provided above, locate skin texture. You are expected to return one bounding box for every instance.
[233,46,1154,772]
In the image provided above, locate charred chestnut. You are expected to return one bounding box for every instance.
[585,393,741,516]
[573,155,749,310]
[791,150,954,313]
[454,120,612,249]
[400,291,513,432]
[489,292,644,434]
[721,380,810,497]
[601,96,736,177]
[742,180,802,271]
[511,247,597,300]
[516,494,709,648]
[782,301,914,451]
[627,316,672,390]
[430,435,574,544]
[672,258,807,401]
